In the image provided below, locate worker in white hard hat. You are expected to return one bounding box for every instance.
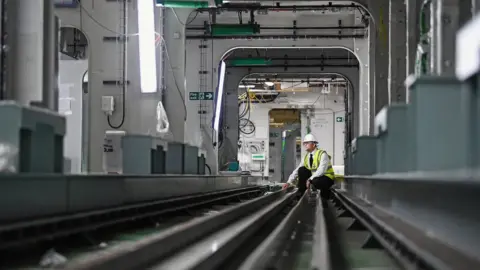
[282,133,336,200]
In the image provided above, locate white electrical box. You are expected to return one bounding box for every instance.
[101,96,115,115]
[103,130,126,174]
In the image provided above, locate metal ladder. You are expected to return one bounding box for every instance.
[117,0,128,89]
[199,39,208,128]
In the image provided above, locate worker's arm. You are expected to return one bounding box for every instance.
[309,152,330,180]
[287,161,303,184]
[282,161,303,189]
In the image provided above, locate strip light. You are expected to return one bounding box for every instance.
[213,60,226,131]
[138,0,157,93]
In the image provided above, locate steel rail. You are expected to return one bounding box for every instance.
[150,191,298,270]
[333,190,425,269]
[64,189,291,270]
[0,186,264,249]
[310,192,332,270]
[333,190,480,270]
[237,192,307,270]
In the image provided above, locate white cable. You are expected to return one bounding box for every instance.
[156,101,170,134]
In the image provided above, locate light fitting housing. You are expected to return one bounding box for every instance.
[138,0,157,93]
[213,60,226,131]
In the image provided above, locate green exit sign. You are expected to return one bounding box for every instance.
[336,117,344,122]
[189,91,214,100]
[251,153,266,160]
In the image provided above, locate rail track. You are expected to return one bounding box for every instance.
[4,186,480,270]
[1,186,268,269]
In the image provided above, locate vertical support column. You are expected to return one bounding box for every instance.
[164,8,192,143]
[6,0,44,105]
[435,0,460,75]
[388,0,407,103]
[474,0,480,12]
[354,9,371,136]
[43,0,56,110]
[54,17,60,111]
[373,3,390,115]
[459,0,474,26]
[405,0,422,102]
[222,71,245,167]
[430,0,440,74]
[0,0,4,100]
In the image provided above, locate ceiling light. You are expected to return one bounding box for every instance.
[213,60,226,132]
[138,0,157,93]
[248,89,276,93]
[238,85,255,88]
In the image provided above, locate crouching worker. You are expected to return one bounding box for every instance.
[282,134,335,200]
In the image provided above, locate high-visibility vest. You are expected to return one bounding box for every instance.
[303,149,335,180]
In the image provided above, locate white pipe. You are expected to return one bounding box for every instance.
[6,0,44,105]
[43,0,56,110]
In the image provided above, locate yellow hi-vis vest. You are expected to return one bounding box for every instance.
[303,149,335,180]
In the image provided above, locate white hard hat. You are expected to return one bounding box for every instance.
[303,134,317,143]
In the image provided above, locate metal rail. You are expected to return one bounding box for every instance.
[64,189,292,270]
[332,189,480,270]
[237,192,307,270]
[310,192,332,270]
[150,191,297,270]
[11,185,476,270]
[0,186,265,250]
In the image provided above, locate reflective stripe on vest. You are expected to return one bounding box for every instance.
[303,149,335,180]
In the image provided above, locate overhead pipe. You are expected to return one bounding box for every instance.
[229,57,356,61]
[186,34,366,39]
[197,4,366,12]
[228,64,359,68]
[187,26,366,30]
[155,0,223,8]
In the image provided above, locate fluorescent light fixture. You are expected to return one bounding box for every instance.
[264,81,274,86]
[238,85,255,88]
[213,60,226,131]
[248,89,276,93]
[138,0,157,93]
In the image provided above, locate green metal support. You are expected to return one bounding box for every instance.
[229,58,272,66]
[156,0,209,8]
[210,24,260,36]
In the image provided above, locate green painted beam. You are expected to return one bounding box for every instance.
[211,24,260,36]
[155,0,209,8]
[229,58,272,66]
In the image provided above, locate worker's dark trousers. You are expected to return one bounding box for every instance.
[297,166,334,199]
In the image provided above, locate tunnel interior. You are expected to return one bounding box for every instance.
[218,47,359,176]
